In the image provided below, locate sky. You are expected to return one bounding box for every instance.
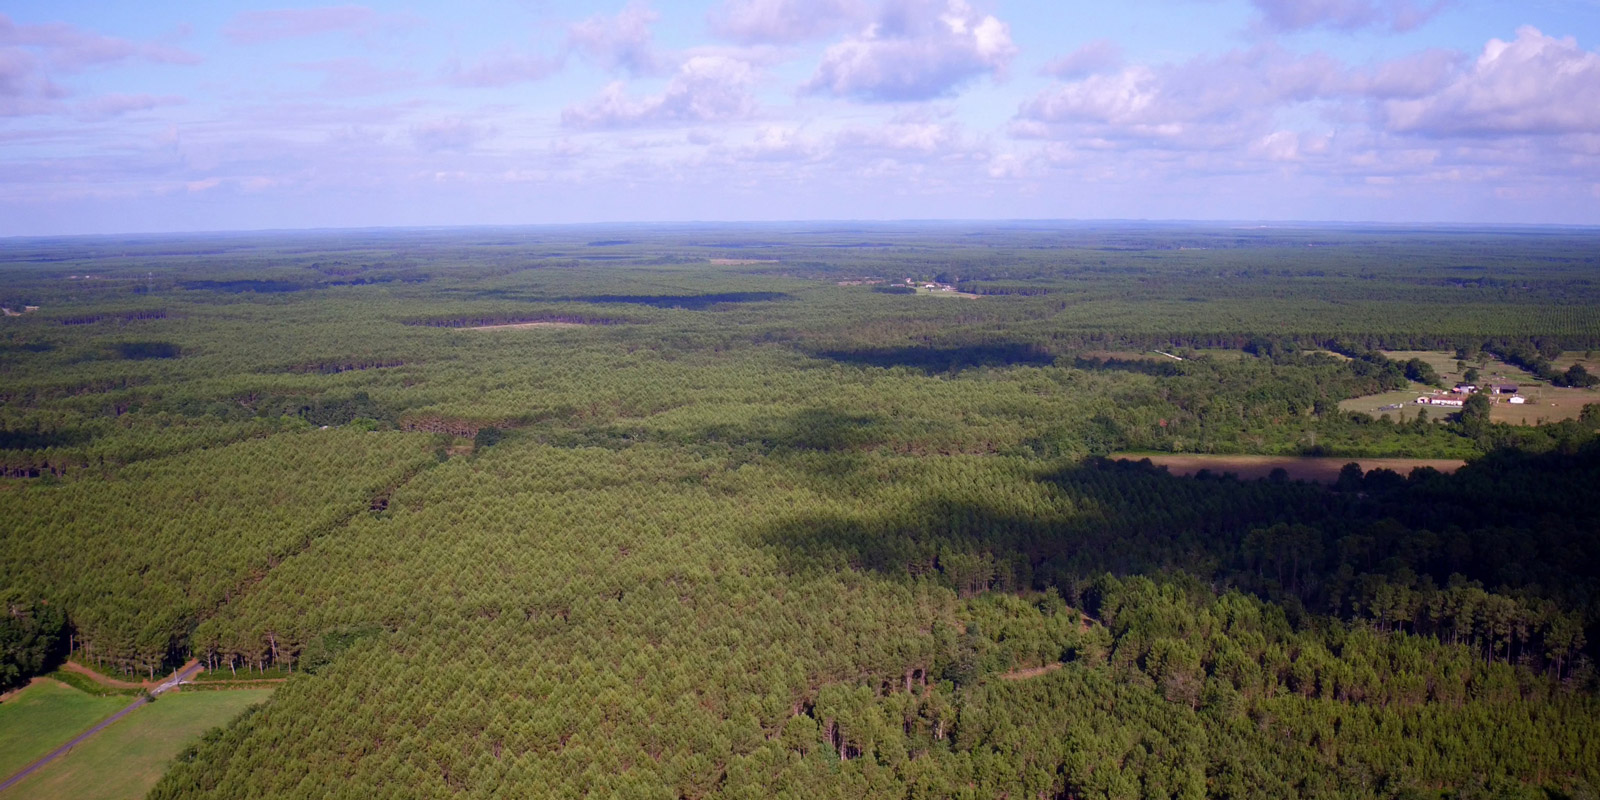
[2,0,1599,235]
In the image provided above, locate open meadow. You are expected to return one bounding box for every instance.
[0,679,125,779]
[2,688,274,800]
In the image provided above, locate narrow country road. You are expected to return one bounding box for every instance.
[0,661,202,794]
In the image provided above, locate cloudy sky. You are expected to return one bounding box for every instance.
[3,0,1599,234]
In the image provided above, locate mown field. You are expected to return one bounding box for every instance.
[1,224,1598,799]
[0,679,126,779]
[3,688,274,800]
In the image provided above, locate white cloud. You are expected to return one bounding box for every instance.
[562,55,756,128]
[568,3,666,76]
[1250,0,1450,33]
[804,0,1016,102]
[1385,27,1600,137]
[1016,46,1344,147]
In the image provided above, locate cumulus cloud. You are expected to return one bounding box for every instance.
[223,6,390,45]
[1251,0,1450,33]
[709,0,866,44]
[1018,46,1344,141]
[568,3,667,76]
[1350,48,1462,98]
[562,55,756,128]
[804,0,1017,102]
[1041,39,1122,79]
[1385,27,1600,136]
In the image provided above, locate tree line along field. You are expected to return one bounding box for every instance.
[2,223,1599,799]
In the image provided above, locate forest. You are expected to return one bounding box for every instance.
[1,222,1599,799]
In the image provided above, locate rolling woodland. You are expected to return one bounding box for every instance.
[2,224,1599,799]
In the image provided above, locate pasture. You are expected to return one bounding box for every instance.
[2,688,274,800]
[0,679,125,779]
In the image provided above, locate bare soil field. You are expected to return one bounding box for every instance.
[1112,453,1466,483]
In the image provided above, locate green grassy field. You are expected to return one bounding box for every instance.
[1337,382,1436,421]
[3,688,274,800]
[0,679,126,779]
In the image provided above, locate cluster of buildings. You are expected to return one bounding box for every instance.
[1416,383,1525,407]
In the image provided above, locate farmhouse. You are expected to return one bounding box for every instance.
[1508,396,1527,404]
[1416,395,1467,407]
[1453,384,1478,394]
[1491,384,1519,395]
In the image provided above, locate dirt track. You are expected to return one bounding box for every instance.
[61,660,153,690]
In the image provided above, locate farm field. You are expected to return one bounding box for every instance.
[0,679,126,779]
[2,688,274,800]
[1110,453,1467,482]
[1488,385,1600,425]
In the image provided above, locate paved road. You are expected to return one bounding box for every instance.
[0,661,201,794]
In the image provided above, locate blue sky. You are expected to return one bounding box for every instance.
[2,0,1598,234]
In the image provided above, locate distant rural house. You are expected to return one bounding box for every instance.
[1491,384,1519,395]
[1453,384,1478,394]
[1508,396,1527,404]
[1416,395,1467,407]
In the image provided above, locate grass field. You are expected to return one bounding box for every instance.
[1379,351,1544,387]
[0,679,126,779]
[1338,382,1438,422]
[1111,453,1467,483]
[1488,385,1600,425]
[3,688,274,800]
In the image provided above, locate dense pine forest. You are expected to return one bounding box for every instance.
[3,223,1600,799]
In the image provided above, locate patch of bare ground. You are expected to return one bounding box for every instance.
[999,663,1063,681]
[61,658,199,690]
[462,321,586,331]
[1112,453,1466,483]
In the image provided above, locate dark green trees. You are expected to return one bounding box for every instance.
[0,590,66,690]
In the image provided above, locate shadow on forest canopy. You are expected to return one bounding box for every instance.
[757,446,1600,629]
[808,343,1057,374]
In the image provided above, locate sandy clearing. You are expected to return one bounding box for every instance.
[461,322,587,331]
